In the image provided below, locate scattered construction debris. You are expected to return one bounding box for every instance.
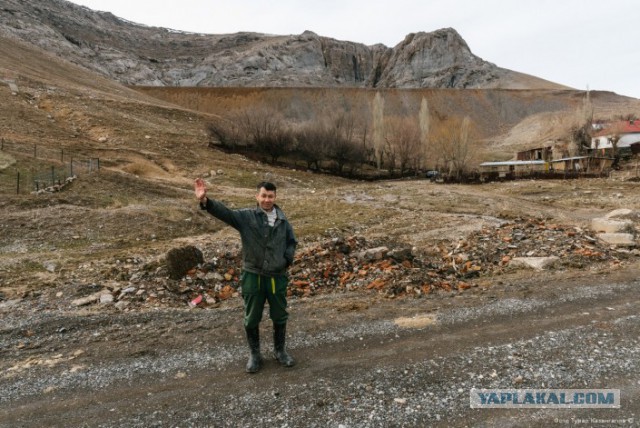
[52,212,638,311]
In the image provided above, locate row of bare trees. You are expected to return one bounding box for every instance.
[206,97,480,179]
[207,109,373,175]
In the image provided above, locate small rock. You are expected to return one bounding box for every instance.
[510,256,559,270]
[205,272,224,281]
[100,293,114,304]
[388,247,413,262]
[43,262,58,273]
[71,291,102,306]
[597,233,636,247]
[355,246,389,261]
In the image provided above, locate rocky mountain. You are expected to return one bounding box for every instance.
[0,0,566,90]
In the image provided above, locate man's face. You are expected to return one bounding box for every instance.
[256,187,276,211]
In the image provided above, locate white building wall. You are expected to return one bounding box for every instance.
[591,132,640,149]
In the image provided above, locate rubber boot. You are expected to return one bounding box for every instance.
[273,323,295,367]
[245,327,263,373]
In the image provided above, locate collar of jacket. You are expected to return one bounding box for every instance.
[254,204,288,221]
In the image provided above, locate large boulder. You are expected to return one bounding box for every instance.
[604,208,635,219]
[591,209,638,248]
[591,218,634,234]
[166,246,204,280]
[597,233,636,247]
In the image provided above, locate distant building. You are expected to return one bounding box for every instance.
[549,156,613,174]
[479,144,614,180]
[515,147,552,161]
[591,120,640,154]
[479,160,548,179]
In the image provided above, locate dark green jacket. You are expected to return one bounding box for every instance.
[201,198,297,276]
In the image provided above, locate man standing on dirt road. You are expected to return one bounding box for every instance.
[195,178,297,373]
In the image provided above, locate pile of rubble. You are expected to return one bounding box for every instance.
[67,215,638,311]
[72,245,246,310]
[282,216,636,298]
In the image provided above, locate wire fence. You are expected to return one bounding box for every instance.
[0,138,100,195]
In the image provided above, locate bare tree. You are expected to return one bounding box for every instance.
[569,90,594,153]
[205,118,245,150]
[418,97,430,171]
[431,115,478,179]
[606,120,628,161]
[326,114,355,173]
[312,112,368,175]
[372,92,385,169]
[262,126,294,163]
[236,107,293,163]
[384,116,421,176]
[326,137,355,174]
[295,122,329,170]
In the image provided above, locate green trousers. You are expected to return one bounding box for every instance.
[240,271,289,329]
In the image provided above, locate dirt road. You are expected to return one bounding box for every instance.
[1,264,638,427]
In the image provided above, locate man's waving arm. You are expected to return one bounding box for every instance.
[195,178,242,229]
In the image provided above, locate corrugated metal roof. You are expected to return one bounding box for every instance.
[480,160,546,167]
[550,156,588,162]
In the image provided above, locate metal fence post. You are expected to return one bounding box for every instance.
[70,158,73,176]
[16,171,20,194]
[34,144,37,158]
[51,166,55,186]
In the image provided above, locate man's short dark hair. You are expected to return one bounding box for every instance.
[257,181,277,192]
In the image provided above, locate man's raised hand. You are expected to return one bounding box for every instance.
[194,178,207,202]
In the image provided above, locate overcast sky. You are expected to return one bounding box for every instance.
[66,0,639,99]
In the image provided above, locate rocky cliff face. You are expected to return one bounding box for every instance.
[0,0,565,90]
[372,31,497,88]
